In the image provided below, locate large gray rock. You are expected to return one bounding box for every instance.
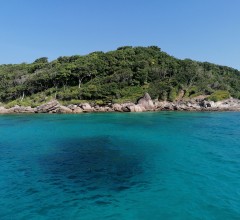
[0,105,35,114]
[56,106,73,113]
[112,104,123,112]
[67,104,83,113]
[10,106,35,113]
[0,106,8,114]
[67,104,83,114]
[214,98,240,111]
[73,107,83,113]
[154,101,174,110]
[137,93,155,110]
[35,100,60,113]
[127,104,144,112]
[121,102,135,112]
[199,100,217,108]
[96,106,113,112]
[74,107,83,113]
[79,103,93,112]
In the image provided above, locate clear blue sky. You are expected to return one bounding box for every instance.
[0,0,239,69]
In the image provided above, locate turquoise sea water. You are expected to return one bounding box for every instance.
[0,112,240,220]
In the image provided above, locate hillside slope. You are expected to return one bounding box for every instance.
[0,46,239,107]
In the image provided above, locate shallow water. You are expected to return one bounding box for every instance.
[0,112,240,219]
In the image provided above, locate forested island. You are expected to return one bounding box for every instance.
[0,46,240,113]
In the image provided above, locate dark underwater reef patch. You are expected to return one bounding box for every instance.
[39,136,145,192]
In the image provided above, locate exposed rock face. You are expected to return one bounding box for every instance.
[0,107,8,114]
[200,100,211,108]
[35,100,60,113]
[72,107,83,113]
[155,101,173,110]
[121,102,135,112]
[67,105,83,114]
[67,105,83,113]
[127,104,144,112]
[112,104,123,112]
[137,93,154,110]
[11,106,35,113]
[154,98,240,111]
[94,106,113,112]
[1,94,240,114]
[115,102,146,112]
[176,90,185,101]
[0,105,35,114]
[79,103,93,112]
[56,106,72,113]
[0,105,35,113]
[212,98,240,111]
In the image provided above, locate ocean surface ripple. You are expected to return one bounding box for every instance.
[0,112,240,219]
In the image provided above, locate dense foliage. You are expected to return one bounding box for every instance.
[0,46,240,106]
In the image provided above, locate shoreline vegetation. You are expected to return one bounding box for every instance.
[1,93,240,114]
[1,46,240,111]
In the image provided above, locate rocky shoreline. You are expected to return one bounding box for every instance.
[1,93,240,114]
